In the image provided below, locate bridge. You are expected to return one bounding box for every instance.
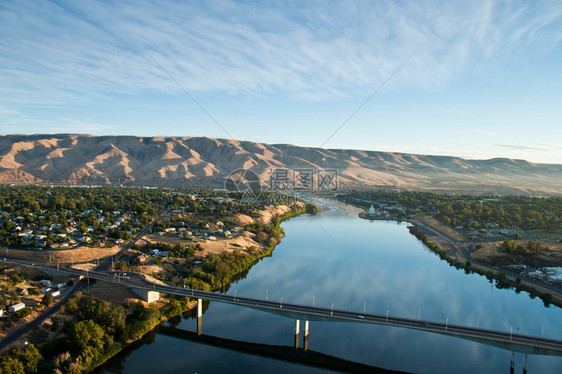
[3,256,562,361]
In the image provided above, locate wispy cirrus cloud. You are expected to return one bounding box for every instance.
[1,113,112,135]
[1,0,561,106]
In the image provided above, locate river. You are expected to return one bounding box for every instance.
[97,202,562,373]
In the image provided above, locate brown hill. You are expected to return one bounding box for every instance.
[0,134,560,195]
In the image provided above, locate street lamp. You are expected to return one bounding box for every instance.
[280,297,283,308]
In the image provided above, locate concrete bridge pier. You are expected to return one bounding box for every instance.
[131,288,160,303]
[523,354,527,374]
[510,352,515,374]
[294,319,300,348]
[303,320,309,351]
[197,299,203,336]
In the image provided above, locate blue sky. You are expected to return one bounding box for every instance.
[1,0,561,163]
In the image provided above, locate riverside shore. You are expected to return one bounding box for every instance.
[359,209,562,308]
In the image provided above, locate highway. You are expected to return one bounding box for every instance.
[0,279,86,350]
[3,257,562,357]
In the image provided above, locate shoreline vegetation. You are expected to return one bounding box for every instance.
[352,195,562,309]
[83,203,315,373]
[39,291,194,373]
[406,226,560,307]
[183,202,316,291]
[5,187,561,371]
[0,199,316,373]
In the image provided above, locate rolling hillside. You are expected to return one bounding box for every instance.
[0,134,560,195]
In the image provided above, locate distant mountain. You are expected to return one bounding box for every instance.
[0,134,560,195]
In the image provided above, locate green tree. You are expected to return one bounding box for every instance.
[104,304,126,337]
[165,299,183,317]
[67,319,105,354]
[0,356,25,374]
[527,241,540,253]
[64,298,79,314]
[9,272,24,285]
[10,344,42,373]
[42,293,53,306]
[501,240,517,253]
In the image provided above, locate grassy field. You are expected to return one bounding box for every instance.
[1,245,122,264]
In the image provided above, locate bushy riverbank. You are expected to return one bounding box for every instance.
[52,202,314,373]
[407,226,560,308]
[38,292,193,373]
[185,203,315,291]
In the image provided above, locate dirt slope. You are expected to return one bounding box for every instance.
[1,134,560,194]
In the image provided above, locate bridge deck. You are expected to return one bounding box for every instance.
[4,258,562,357]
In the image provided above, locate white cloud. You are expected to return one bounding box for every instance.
[1,0,561,106]
[373,143,562,164]
[474,129,500,136]
[0,106,20,116]
[1,113,112,135]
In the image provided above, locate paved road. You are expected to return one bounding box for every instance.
[3,257,562,357]
[0,212,172,350]
[0,280,85,351]
[0,213,174,351]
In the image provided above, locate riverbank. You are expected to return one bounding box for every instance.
[358,211,409,222]
[87,202,314,373]
[184,202,313,291]
[407,220,562,309]
[0,201,316,373]
[357,208,562,308]
[86,202,562,374]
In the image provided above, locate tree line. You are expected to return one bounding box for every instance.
[342,191,561,230]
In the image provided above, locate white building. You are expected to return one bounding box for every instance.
[368,205,376,216]
[8,303,25,313]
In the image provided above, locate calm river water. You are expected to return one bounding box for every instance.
[98,203,561,373]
